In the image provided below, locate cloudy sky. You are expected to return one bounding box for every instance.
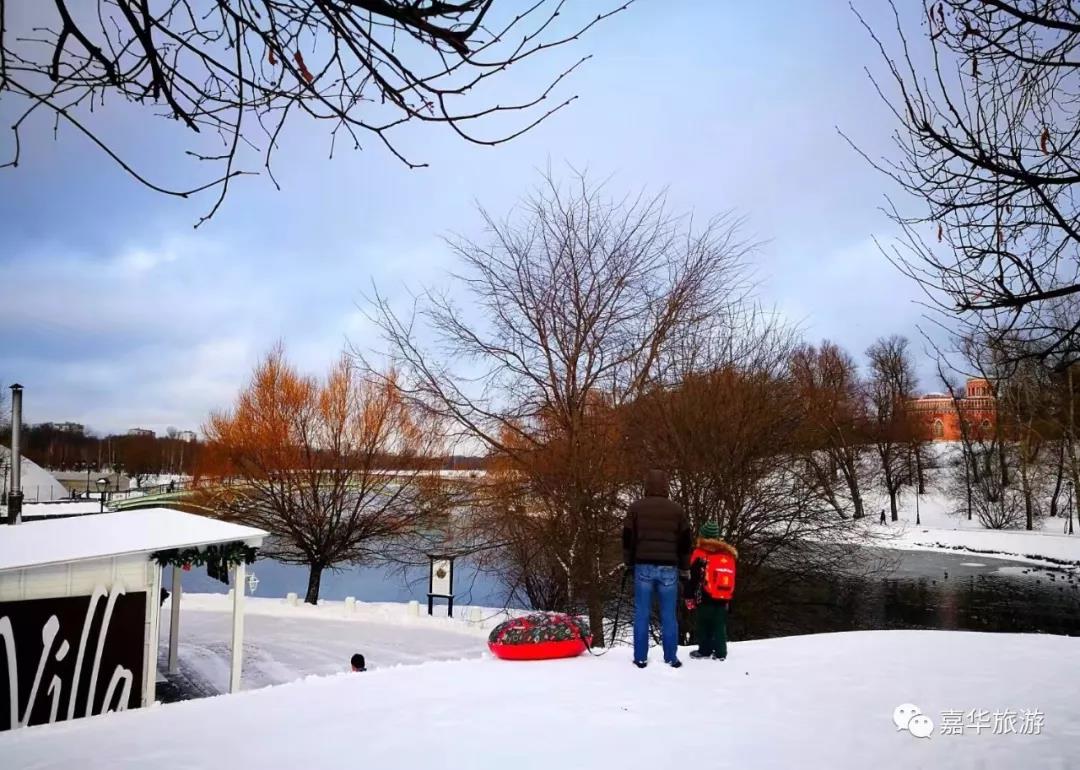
[0,0,935,436]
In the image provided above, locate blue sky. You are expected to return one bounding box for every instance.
[0,0,933,435]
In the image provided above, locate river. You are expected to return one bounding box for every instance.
[177,547,1080,638]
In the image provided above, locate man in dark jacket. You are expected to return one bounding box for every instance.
[622,469,692,668]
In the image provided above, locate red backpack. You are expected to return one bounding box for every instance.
[692,545,737,601]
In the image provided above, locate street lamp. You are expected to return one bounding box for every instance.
[96,477,109,513]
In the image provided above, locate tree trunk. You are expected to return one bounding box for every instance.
[889,488,899,522]
[997,438,1010,489]
[1066,366,1079,535]
[1022,468,1034,531]
[587,584,606,648]
[305,563,324,605]
[1050,442,1065,518]
[962,443,973,520]
[846,459,865,520]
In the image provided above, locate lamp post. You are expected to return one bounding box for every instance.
[96,477,109,513]
[915,486,921,526]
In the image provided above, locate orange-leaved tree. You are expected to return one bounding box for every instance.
[198,346,443,603]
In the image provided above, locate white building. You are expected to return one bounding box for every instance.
[0,509,266,730]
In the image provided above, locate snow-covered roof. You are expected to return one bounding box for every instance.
[0,508,267,572]
[0,445,68,501]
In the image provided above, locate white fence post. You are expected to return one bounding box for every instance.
[229,562,246,694]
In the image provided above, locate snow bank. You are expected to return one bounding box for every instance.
[864,486,1080,570]
[4,631,1077,769]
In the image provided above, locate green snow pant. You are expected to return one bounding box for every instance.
[695,598,728,658]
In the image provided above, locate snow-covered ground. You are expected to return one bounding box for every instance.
[22,501,104,517]
[864,486,1080,570]
[161,594,510,693]
[4,630,1077,769]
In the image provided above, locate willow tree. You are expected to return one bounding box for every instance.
[199,346,443,603]
[371,171,750,644]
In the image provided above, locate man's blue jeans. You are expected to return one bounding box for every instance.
[633,564,679,663]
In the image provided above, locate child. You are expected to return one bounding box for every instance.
[685,520,737,661]
[350,653,367,672]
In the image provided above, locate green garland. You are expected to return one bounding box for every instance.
[151,541,258,568]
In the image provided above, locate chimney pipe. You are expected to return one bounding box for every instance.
[7,383,23,525]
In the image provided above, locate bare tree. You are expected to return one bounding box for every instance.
[370,171,750,644]
[866,335,917,522]
[199,345,444,604]
[937,362,976,520]
[790,341,870,519]
[1001,349,1055,530]
[853,1,1080,368]
[0,1,628,223]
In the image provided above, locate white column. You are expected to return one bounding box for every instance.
[229,562,246,694]
[145,563,163,705]
[168,565,182,674]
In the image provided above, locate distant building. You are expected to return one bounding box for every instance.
[177,430,197,442]
[908,378,998,441]
[127,428,155,438]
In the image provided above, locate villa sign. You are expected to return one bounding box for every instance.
[0,587,145,730]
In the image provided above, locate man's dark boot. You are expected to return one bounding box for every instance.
[689,650,711,660]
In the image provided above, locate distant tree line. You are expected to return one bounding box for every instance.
[0,423,203,483]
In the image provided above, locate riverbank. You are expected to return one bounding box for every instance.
[863,487,1080,572]
[5,630,1077,769]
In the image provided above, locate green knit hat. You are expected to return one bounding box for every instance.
[699,520,720,539]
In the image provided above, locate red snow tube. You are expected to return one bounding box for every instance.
[488,613,591,661]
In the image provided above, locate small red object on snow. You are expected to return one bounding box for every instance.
[182,563,191,572]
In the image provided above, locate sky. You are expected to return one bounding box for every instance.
[0,0,938,436]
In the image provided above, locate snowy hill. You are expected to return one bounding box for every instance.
[0,446,67,502]
[3,630,1077,769]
